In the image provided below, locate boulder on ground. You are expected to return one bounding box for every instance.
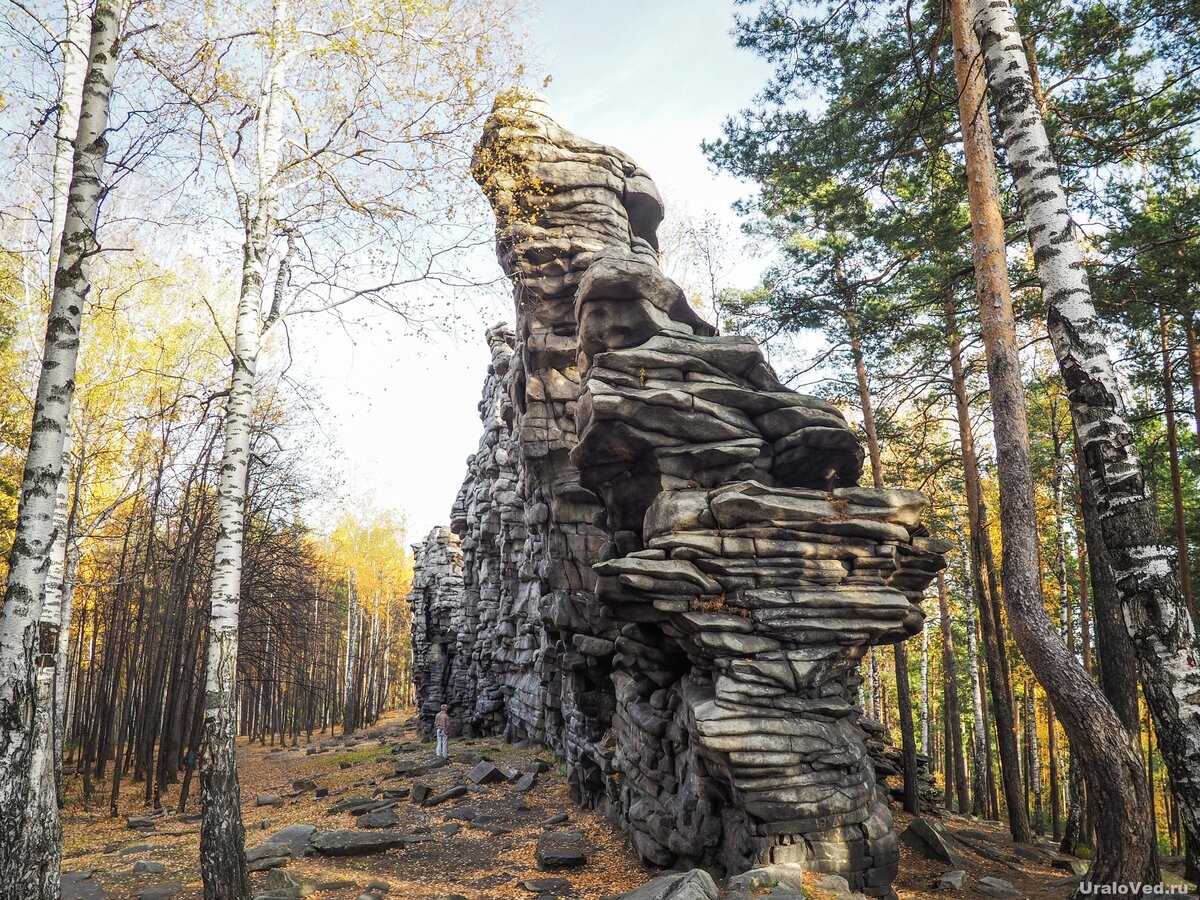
[934,870,966,891]
[468,761,506,785]
[977,876,1020,898]
[1051,858,1089,876]
[726,865,804,900]
[620,869,719,900]
[901,818,965,868]
[536,830,588,870]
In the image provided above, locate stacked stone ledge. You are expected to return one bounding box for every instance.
[407,92,949,896]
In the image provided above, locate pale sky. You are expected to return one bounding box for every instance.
[289,0,774,542]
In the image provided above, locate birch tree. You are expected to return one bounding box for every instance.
[132,1,519,893]
[971,0,1200,870]
[0,0,128,892]
[952,0,1154,880]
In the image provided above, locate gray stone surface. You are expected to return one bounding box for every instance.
[620,870,719,900]
[62,871,108,900]
[1051,858,1090,876]
[935,870,966,890]
[263,824,316,855]
[902,818,966,868]
[136,887,183,900]
[356,808,400,829]
[978,877,1021,898]
[407,93,947,899]
[309,830,430,856]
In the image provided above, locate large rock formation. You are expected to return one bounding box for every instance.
[407,93,948,896]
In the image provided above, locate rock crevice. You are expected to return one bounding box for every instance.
[408,94,948,895]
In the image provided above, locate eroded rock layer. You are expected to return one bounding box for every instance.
[407,94,948,895]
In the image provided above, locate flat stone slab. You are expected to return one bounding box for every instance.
[328,796,380,814]
[978,877,1021,898]
[309,830,431,856]
[421,785,468,807]
[253,824,316,858]
[536,830,588,870]
[902,818,965,868]
[357,808,401,829]
[468,761,507,785]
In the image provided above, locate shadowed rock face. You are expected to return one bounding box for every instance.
[407,93,948,896]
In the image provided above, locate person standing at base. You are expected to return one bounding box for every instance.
[434,704,451,759]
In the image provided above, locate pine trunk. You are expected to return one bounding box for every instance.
[970,0,1162,882]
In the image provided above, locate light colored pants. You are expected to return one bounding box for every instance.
[436,728,448,758]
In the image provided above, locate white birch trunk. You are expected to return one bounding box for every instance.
[971,0,1200,859]
[0,0,125,890]
[920,614,930,755]
[198,4,289,896]
[28,430,73,896]
[198,224,266,900]
[1028,684,1043,833]
[54,543,80,784]
[49,0,91,278]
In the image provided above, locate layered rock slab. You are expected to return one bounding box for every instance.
[408,93,947,896]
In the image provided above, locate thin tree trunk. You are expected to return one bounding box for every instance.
[1186,313,1200,439]
[198,161,269,900]
[0,1,126,890]
[343,571,359,736]
[1160,308,1195,614]
[937,572,970,812]
[921,615,931,757]
[1026,681,1043,835]
[849,325,920,809]
[196,3,290,895]
[1048,697,1061,841]
[946,302,1026,837]
[969,0,1164,883]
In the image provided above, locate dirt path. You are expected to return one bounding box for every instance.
[60,714,653,899]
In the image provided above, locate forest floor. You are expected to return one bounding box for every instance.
[59,714,1179,900]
